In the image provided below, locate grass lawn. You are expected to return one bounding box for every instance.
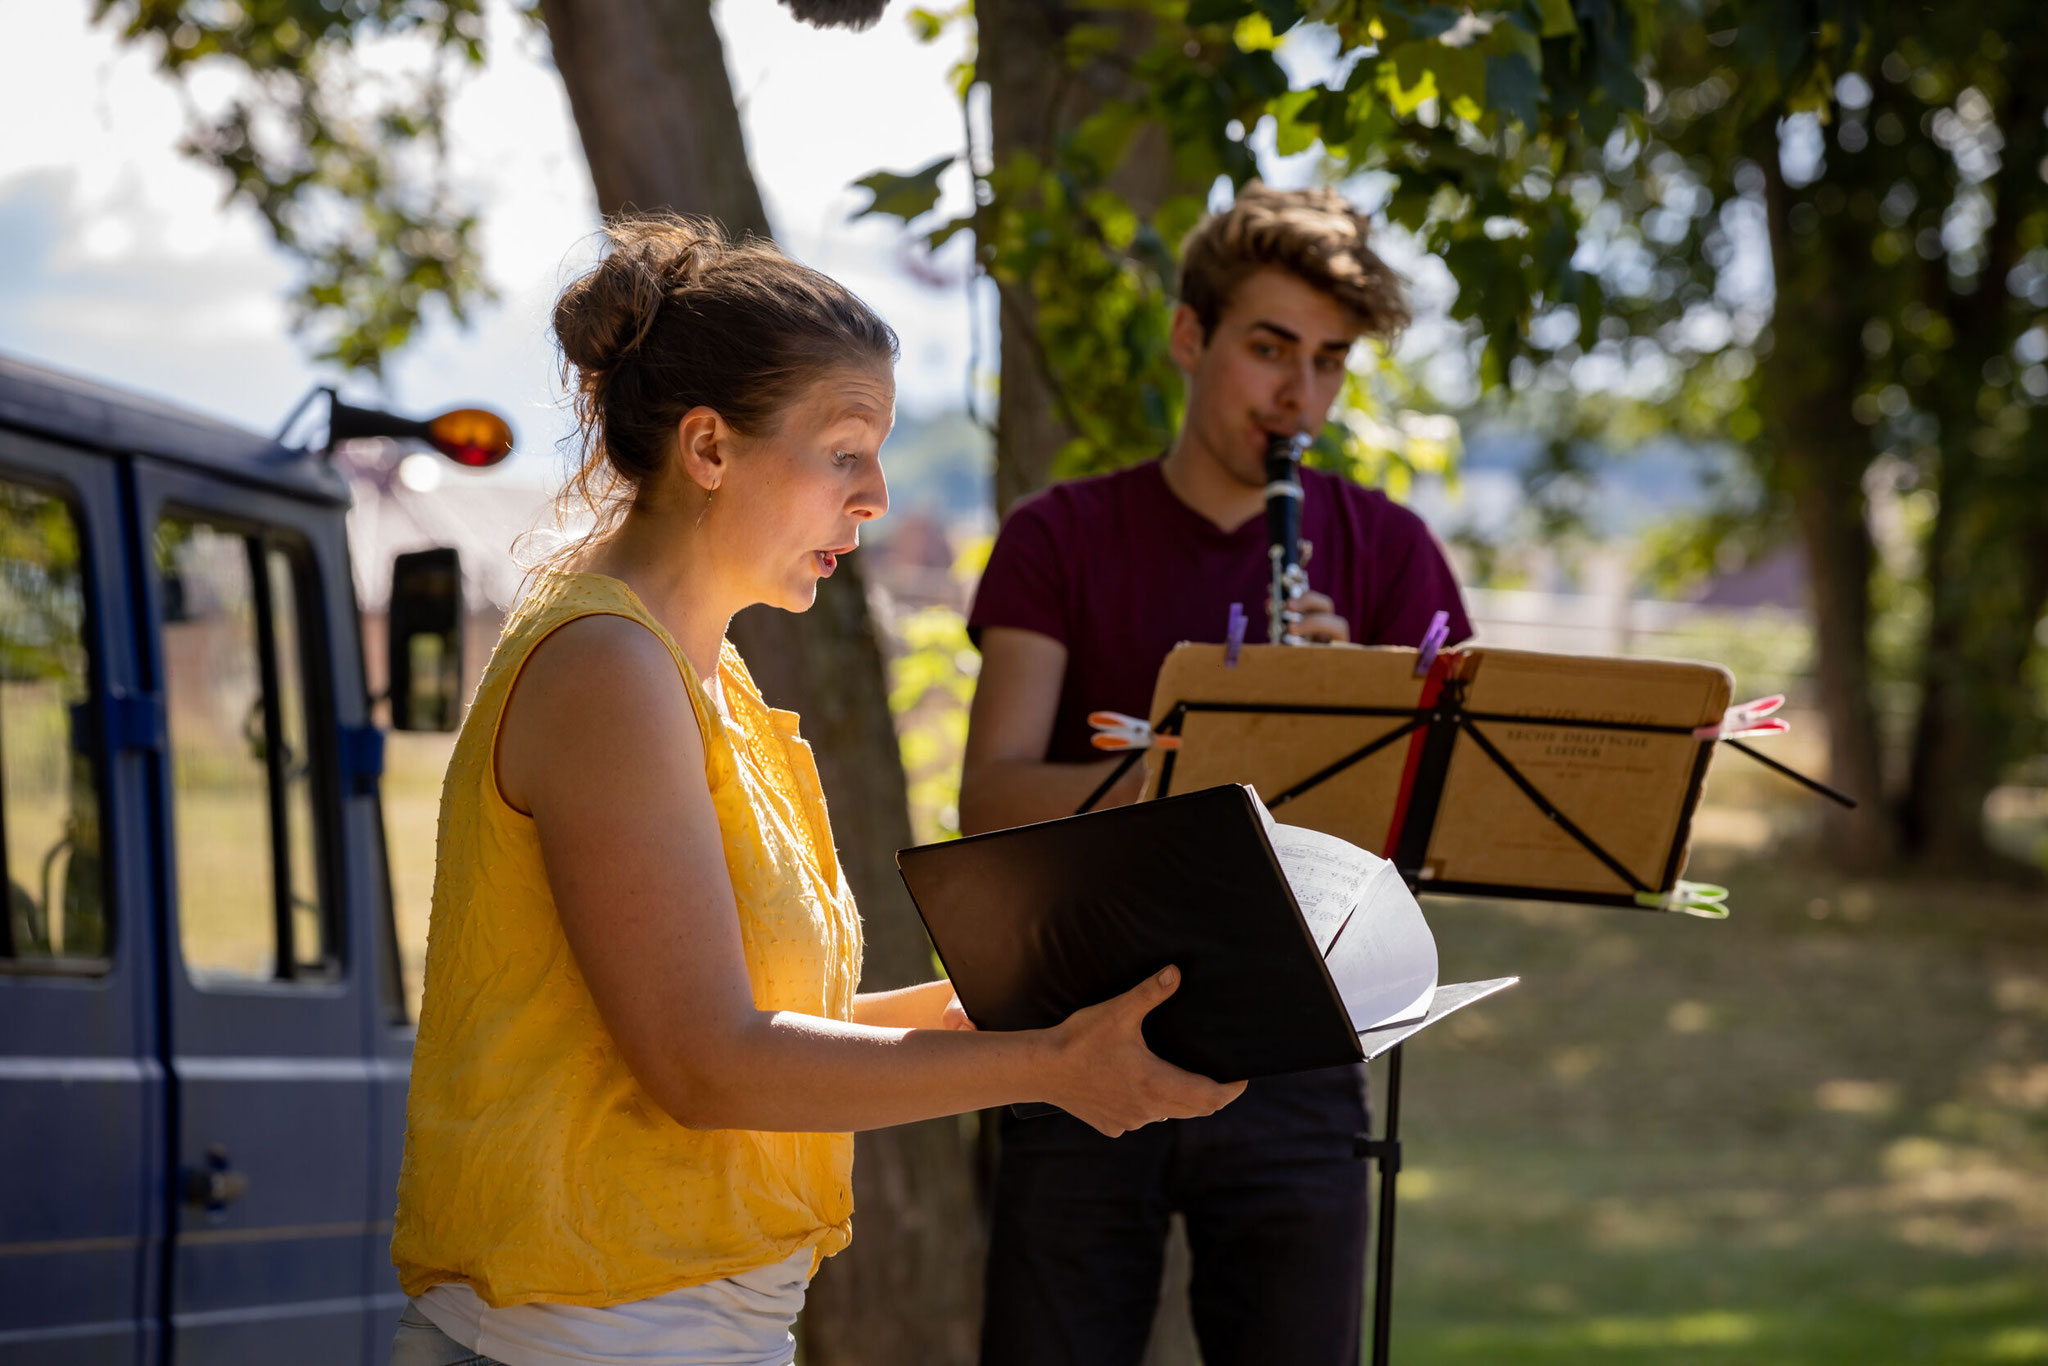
[1385,842,2048,1365]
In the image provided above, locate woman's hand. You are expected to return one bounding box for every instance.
[1041,966,1245,1137]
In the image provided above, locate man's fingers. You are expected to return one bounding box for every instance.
[1266,591,1337,615]
[1266,593,1351,642]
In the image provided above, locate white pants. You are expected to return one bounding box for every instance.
[397,1248,812,1366]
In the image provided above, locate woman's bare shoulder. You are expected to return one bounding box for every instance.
[499,613,700,812]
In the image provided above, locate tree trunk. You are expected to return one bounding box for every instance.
[977,0,1083,515]
[1900,425,2048,872]
[1899,104,2048,874]
[978,9,1206,1362]
[538,1,983,1357]
[978,0,1188,515]
[1756,131,1897,870]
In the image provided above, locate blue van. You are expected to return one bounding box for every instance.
[0,353,477,1365]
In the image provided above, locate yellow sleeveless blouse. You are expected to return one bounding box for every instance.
[392,571,863,1308]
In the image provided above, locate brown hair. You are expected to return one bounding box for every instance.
[547,213,897,548]
[1177,183,1409,342]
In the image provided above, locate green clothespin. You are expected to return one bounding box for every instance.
[1634,881,1730,919]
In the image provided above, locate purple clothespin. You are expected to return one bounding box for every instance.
[1414,610,1450,677]
[1224,602,1247,667]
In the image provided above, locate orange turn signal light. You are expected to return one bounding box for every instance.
[426,408,516,468]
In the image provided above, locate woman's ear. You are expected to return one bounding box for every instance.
[674,406,730,493]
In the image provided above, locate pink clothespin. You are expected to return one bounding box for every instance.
[1088,711,1182,752]
[1694,694,1789,741]
[1414,610,1450,677]
[1224,602,1247,668]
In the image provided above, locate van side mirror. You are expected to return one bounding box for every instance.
[387,548,464,732]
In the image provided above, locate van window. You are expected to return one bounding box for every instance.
[0,478,106,970]
[158,516,333,983]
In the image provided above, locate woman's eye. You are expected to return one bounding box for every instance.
[833,450,861,466]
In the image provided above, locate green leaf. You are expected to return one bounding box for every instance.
[850,155,955,224]
[1083,190,1139,250]
[925,215,975,251]
[1227,47,1293,102]
[1533,0,1578,39]
[1154,194,1209,251]
[1187,0,1256,26]
[1069,103,1142,175]
[1379,47,1438,117]
[1485,52,1542,131]
[1410,8,1466,41]
[1234,13,1279,51]
[1384,41,1486,121]
[1271,87,1321,156]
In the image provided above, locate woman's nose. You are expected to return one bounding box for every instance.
[852,460,890,520]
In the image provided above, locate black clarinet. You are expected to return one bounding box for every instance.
[1264,430,1312,644]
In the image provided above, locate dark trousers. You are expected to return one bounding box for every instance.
[980,1064,1372,1366]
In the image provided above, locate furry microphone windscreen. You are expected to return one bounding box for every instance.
[777,0,888,29]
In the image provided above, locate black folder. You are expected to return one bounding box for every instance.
[896,784,1366,1082]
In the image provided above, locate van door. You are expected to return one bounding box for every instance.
[134,459,388,1365]
[0,433,161,1364]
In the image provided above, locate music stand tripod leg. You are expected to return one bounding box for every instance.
[1355,1042,1404,1366]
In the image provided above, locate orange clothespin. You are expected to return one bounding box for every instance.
[1088,711,1182,752]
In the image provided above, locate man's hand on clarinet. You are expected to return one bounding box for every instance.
[1269,590,1351,644]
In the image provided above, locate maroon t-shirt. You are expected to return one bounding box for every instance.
[969,459,1474,764]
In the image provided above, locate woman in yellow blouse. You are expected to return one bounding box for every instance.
[388,215,1242,1366]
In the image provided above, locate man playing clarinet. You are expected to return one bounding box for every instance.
[960,182,1474,1366]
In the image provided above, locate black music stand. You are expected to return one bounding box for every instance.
[1076,668,1850,1366]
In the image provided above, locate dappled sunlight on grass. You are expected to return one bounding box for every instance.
[1435,1309,1763,1356]
[1985,1326,2048,1361]
[1388,828,2048,1364]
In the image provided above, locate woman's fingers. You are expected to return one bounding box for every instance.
[1052,965,1246,1136]
[1119,964,1180,1016]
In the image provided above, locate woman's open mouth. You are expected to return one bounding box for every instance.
[814,540,858,577]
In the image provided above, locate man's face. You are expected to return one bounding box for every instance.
[1170,267,1360,489]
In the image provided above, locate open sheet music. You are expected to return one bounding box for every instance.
[1250,789,1438,1033]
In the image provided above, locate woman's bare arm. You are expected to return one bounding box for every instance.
[497,616,1235,1136]
[852,979,960,1030]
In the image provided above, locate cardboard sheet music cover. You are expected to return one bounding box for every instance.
[1143,643,1733,904]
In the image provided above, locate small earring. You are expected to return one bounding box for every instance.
[695,484,714,529]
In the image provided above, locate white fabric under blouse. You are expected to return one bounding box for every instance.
[411,1246,812,1366]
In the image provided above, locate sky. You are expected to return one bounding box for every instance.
[0,0,982,487]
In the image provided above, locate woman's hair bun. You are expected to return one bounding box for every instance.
[553,214,724,378]
[544,210,897,569]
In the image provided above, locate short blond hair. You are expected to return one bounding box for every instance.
[1177,183,1409,341]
